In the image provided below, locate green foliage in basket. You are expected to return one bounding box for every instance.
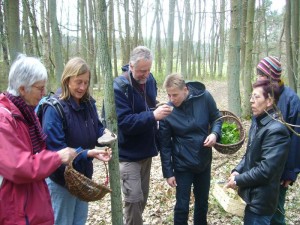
[220,121,240,144]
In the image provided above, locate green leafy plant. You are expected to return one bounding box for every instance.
[220,121,240,144]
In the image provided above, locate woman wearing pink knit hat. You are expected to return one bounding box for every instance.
[256,56,300,225]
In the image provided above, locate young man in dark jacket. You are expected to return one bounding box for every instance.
[256,56,300,225]
[159,73,222,225]
[113,46,172,225]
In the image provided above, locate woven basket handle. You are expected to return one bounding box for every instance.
[68,149,110,186]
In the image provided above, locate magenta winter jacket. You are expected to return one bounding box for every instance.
[0,94,62,225]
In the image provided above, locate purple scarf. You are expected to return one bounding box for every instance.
[5,93,47,154]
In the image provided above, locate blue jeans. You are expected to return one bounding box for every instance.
[174,164,211,225]
[244,207,273,225]
[46,178,88,225]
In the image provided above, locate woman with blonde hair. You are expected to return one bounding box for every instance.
[42,57,114,225]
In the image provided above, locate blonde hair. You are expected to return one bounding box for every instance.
[60,57,91,101]
[163,73,186,90]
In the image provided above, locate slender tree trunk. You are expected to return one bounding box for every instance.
[48,0,64,84]
[80,0,87,60]
[243,0,255,118]
[291,0,299,94]
[124,0,130,62]
[218,0,225,78]
[227,0,242,117]
[22,1,33,55]
[108,0,118,77]
[166,0,175,76]
[0,0,8,66]
[133,0,139,46]
[181,0,190,78]
[155,0,162,74]
[240,0,247,85]
[116,0,125,65]
[97,1,123,224]
[6,0,21,62]
[285,0,296,90]
[209,0,216,77]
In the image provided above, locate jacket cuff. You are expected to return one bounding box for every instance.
[281,170,297,182]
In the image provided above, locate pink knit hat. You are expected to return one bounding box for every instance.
[256,56,282,81]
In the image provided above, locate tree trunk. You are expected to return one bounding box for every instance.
[181,0,190,78]
[133,0,139,46]
[218,0,225,78]
[6,0,21,62]
[155,0,162,74]
[166,0,176,76]
[209,0,216,78]
[97,1,123,224]
[124,0,130,63]
[285,0,296,91]
[242,0,255,118]
[227,0,242,117]
[240,0,247,85]
[22,1,33,55]
[116,0,126,65]
[80,0,87,60]
[291,0,299,94]
[48,0,64,84]
[108,0,118,77]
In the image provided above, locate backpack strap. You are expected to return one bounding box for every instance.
[114,76,129,98]
[42,98,67,130]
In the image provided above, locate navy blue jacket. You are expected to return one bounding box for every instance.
[42,96,105,186]
[113,66,158,161]
[235,111,290,215]
[277,85,300,182]
[159,81,222,177]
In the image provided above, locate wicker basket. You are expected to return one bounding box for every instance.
[214,110,246,154]
[64,151,112,202]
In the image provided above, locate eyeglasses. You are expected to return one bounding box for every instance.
[250,94,262,101]
[32,85,46,93]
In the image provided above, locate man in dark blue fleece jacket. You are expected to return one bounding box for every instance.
[113,46,172,225]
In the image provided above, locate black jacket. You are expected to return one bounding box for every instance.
[234,111,290,215]
[159,81,222,177]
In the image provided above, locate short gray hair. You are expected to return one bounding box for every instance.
[7,54,48,96]
[129,46,153,67]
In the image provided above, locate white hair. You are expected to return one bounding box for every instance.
[7,54,47,96]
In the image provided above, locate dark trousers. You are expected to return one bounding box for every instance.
[244,207,272,225]
[174,164,211,225]
[270,185,288,225]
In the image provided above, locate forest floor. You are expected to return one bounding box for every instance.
[87,79,300,225]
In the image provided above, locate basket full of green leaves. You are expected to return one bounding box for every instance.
[214,110,246,154]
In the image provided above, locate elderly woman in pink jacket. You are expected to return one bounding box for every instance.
[0,54,111,225]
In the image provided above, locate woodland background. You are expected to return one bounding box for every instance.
[0,0,299,224]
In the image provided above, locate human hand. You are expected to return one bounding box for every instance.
[57,147,76,164]
[225,171,239,189]
[281,180,292,188]
[153,104,173,121]
[88,147,112,162]
[167,176,177,187]
[98,129,117,145]
[203,133,217,147]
